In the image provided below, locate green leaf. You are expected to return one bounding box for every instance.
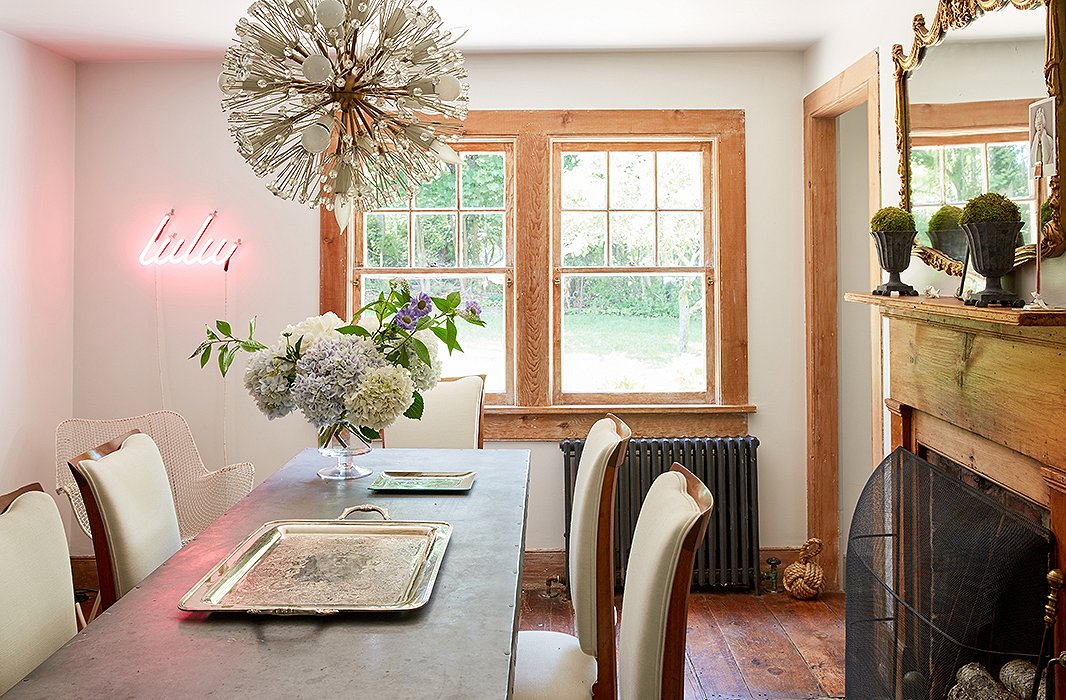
[403,392,425,420]
[206,329,219,341]
[221,346,236,375]
[430,326,449,345]
[359,426,381,442]
[410,338,431,366]
[199,346,212,368]
[217,346,229,376]
[239,341,260,353]
[432,297,451,313]
[216,320,232,336]
[294,336,303,356]
[446,291,462,309]
[249,317,256,337]
[336,324,371,337]
[446,318,458,345]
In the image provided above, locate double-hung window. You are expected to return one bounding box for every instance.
[553,142,713,403]
[356,142,515,404]
[325,110,750,438]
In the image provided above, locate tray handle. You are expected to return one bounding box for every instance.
[337,503,390,521]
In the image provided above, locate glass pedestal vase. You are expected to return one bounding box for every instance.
[317,425,373,481]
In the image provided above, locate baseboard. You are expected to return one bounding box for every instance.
[521,547,807,592]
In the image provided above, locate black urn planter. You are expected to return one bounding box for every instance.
[927,227,968,262]
[870,230,918,296]
[961,221,1024,308]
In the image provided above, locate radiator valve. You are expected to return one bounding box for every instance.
[762,557,781,593]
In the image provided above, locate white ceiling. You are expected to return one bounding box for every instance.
[0,0,863,61]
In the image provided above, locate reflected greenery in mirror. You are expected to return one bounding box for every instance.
[893,0,1065,276]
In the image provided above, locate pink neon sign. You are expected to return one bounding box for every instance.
[140,210,241,270]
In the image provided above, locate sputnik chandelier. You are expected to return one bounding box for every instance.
[218,0,469,224]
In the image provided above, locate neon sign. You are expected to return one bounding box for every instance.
[139,210,241,270]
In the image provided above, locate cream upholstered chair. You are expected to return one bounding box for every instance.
[515,464,713,700]
[56,410,253,545]
[514,414,632,700]
[617,465,714,699]
[382,375,486,449]
[0,484,78,695]
[68,431,183,613]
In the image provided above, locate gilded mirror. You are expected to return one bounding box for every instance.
[894,0,1066,276]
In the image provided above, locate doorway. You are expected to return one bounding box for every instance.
[803,52,881,589]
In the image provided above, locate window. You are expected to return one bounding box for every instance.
[356,142,515,403]
[553,143,712,403]
[323,111,750,439]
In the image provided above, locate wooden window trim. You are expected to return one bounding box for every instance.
[321,110,751,440]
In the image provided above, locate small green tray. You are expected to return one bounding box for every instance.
[368,471,477,492]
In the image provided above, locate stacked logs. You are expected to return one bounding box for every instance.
[947,660,1045,700]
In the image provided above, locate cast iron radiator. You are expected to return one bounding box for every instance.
[561,436,760,591]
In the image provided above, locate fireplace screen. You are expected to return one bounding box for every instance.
[846,447,1053,699]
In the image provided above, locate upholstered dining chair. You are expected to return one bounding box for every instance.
[382,375,487,449]
[68,431,183,613]
[515,464,714,700]
[0,484,78,695]
[56,410,254,545]
[514,414,632,700]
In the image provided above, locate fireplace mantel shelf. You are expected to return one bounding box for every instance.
[845,292,1066,327]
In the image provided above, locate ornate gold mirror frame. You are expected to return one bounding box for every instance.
[894,0,1066,276]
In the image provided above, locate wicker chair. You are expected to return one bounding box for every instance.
[56,410,254,545]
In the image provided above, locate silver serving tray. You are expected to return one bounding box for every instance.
[179,505,451,615]
[368,470,476,492]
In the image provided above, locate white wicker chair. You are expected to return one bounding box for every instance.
[56,410,254,545]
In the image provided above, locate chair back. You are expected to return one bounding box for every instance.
[383,375,486,449]
[568,414,631,697]
[618,464,714,700]
[56,410,244,542]
[69,431,182,612]
[0,484,77,695]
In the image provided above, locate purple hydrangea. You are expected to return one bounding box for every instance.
[290,336,386,429]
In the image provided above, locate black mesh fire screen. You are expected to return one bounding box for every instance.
[845,447,1052,699]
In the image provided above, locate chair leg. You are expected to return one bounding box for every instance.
[86,593,101,624]
[75,602,87,630]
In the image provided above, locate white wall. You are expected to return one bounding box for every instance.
[71,51,808,553]
[837,104,873,577]
[0,32,75,516]
[908,38,1045,104]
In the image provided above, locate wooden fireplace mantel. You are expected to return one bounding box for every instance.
[847,291,1066,657]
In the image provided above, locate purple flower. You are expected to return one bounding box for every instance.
[393,308,417,331]
[410,293,433,319]
[459,300,482,321]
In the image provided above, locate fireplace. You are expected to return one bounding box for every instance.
[846,447,1052,699]
[845,293,1066,698]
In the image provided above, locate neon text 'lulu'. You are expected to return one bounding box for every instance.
[140,211,241,270]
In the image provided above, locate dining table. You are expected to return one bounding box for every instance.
[7,447,531,699]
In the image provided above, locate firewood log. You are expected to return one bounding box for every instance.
[949,662,1014,700]
[999,659,1045,700]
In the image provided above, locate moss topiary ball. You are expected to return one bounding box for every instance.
[928,205,963,232]
[959,193,1021,225]
[1042,199,1054,225]
[870,206,916,233]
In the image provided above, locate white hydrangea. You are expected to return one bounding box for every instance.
[345,365,415,431]
[280,312,345,349]
[406,329,443,393]
[243,347,296,419]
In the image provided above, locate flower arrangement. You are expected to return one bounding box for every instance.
[191,279,484,455]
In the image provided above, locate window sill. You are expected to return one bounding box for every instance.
[483,403,755,441]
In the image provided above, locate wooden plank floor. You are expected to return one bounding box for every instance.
[519,589,845,699]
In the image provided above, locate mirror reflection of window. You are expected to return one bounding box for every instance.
[910,141,1036,246]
